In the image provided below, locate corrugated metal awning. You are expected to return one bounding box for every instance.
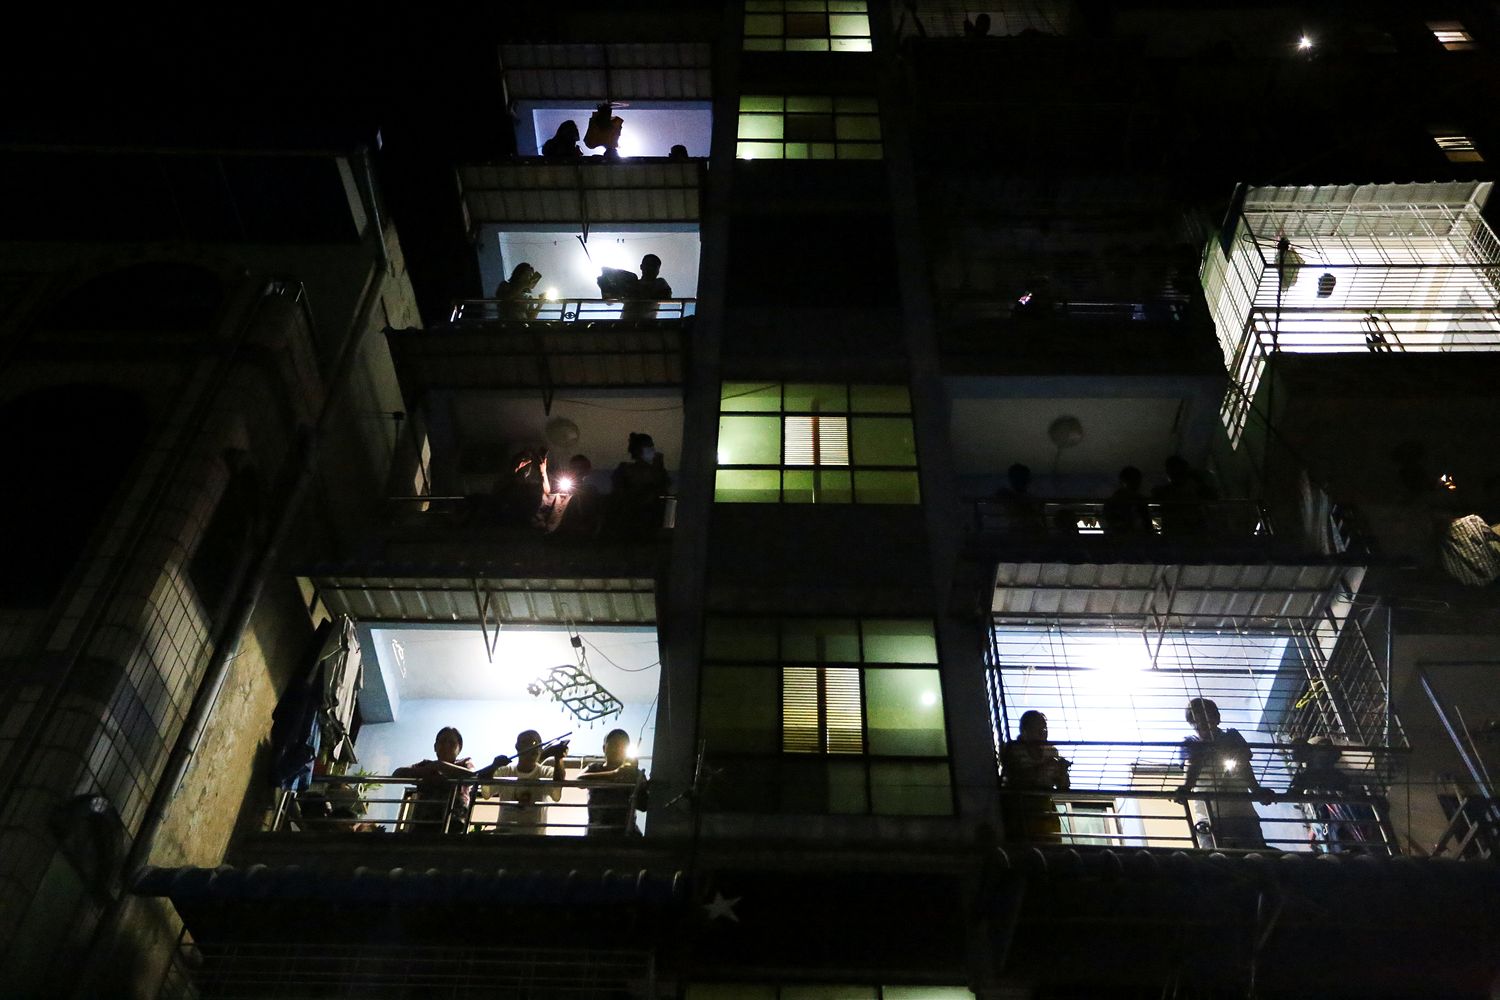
[459,161,700,226]
[304,571,657,625]
[500,43,711,101]
[1244,180,1492,211]
[992,562,1350,625]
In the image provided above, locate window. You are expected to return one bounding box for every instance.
[744,1,873,52]
[1427,21,1476,51]
[689,987,972,1000]
[715,383,918,504]
[737,97,882,160]
[700,617,951,816]
[1433,131,1483,163]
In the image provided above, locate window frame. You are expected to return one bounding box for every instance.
[743,0,873,53]
[736,96,883,160]
[715,382,919,504]
[699,616,954,817]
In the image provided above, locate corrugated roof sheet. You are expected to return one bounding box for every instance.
[1244,180,1492,211]
[459,162,700,224]
[500,44,711,101]
[304,572,657,625]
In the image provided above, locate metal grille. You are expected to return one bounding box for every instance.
[167,942,654,999]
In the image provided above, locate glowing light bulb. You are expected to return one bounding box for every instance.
[920,691,938,707]
[556,476,575,494]
[1297,35,1313,50]
[626,743,639,759]
[1439,473,1457,491]
[544,287,558,300]
[1222,758,1238,772]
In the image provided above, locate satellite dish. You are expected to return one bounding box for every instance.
[546,417,581,450]
[1048,416,1085,449]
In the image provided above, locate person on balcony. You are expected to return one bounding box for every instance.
[1175,698,1275,850]
[495,262,543,320]
[609,433,670,539]
[541,120,582,160]
[554,454,604,539]
[993,463,1044,534]
[1102,465,1152,535]
[1152,456,1218,536]
[1286,736,1381,854]
[479,730,570,834]
[576,728,648,836]
[393,726,477,834]
[1000,710,1072,843]
[621,254,673,322]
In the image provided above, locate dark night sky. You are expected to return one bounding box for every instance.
[5,9,524,320]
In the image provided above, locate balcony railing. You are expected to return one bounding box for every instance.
[450,298,696,324]
[1001,739,1399,854]
[272,772,647,838]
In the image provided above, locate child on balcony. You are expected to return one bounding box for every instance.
[393,726,477,834]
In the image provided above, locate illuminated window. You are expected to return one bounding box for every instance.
[737,96,882,160]
[744,1,872,52]
[1433,131,1483,163]
[715,382,917,503]
[1427,21,1476,51]
[700,617,952,816]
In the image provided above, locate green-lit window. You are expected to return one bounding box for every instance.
[716,382,917,503]
[698,617,952,816]
[737,97,882,160]
[743,1,873,52]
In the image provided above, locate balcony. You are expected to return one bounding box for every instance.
[1202,180,1500,443]
[387,300,691,395]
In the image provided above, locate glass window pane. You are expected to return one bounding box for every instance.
[782,666,820,753]
[744,13,782,35]
[782,618,859,662]
[785,114,836,143]
[688,986,778,1000]
[784,382,847,412]
[704,617,778,660]
[718,415,781,465]
[850,384,911,413]
[829,14,870,35]
[783,987,878,1000]
[870,760,953,815]
[702,666,779,752]
[783,142,809,159]
[745,0,783,9]
[744,38,783,51]
[786,96,834,113]
[883,989,974,1000]
[737,141,784,160]
[850,417,916,466]
[853,470,919,503]
[835,115,882,141]
[780,759,868,815]
[831,37,874,51]
[809,143,838,159]
[826,759,868,814]
[739,96,783,112]
[721,381,781,412]
[783,468,852,503]
[786,37,830,51]
[835,96,879,112]
[715,469,781,502]
[829,1,868,11]
[784,415,849,466]
[785,0,825,11]
[861,619,938,663]
[824,666,865,754]
[837,143,884,160]
[709,755,779,813]
[738,114,785,141]
[866,668,947,755]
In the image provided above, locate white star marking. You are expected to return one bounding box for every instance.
[703,891,741,922]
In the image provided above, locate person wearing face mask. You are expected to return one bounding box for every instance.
[609,433,670,539]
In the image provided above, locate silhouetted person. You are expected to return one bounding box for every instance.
[1102,465,1151,534]
[668,144,690,161]
[496,262,542,320]
[1175,698,1274,850]
[495,448,545,527]
[964,12,992,36]
[1152,455,1217,536]
[994,462,1043,533]
[555,454,604,538]
[542,120,582,159]
[1001,710,1071,843]
[1287,736,1381,853]
[610,433,670,539]
[584,103,624,159]
[622,254,673,321]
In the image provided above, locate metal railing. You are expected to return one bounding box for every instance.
[973,497,1271,540]
[450,297,696,324]
[1003,788,1396,854]
[271,772,646,837]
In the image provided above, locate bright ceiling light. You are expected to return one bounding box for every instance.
[544,287,558,300]
[1297,35,1313,50]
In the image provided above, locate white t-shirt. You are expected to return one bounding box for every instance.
[484,762,563,831]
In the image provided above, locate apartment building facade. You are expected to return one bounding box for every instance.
[3,3,1500,997]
